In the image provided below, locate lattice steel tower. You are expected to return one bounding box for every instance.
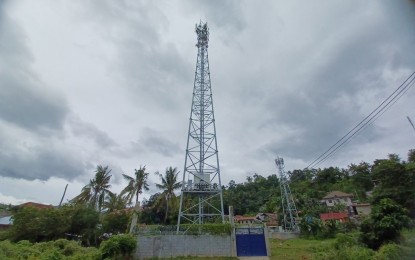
[177,22,224,231]
[275,157,299,232]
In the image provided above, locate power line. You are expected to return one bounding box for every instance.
[311,75,415,167]
[407,116,415,133]
[307,71,415,169]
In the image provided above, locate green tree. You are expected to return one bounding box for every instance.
[121,166,150,233]
[139,192,165,224]
[223,173,279,215]
[360,198,411,249]
[103,193,127,212]
[72,165,113,212]
[408,149,415,163]
[9,207,70,242]
[121,166,149,207]
[371,154,415,214]
[102,210,131,234]
[100,234,136,259]
[155,167,182,224]
[62,204,101,246]
[314,167,345,189]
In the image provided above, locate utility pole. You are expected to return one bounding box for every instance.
[177,22,224,233]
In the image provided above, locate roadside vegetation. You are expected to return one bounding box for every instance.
[0,149,413,259]
[272,229,415,260]
[0,234,136,260]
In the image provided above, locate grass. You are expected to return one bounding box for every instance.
[1,229,414,259]
[270,229,415,260]
[400,229,415,259]
[270,237,334,260]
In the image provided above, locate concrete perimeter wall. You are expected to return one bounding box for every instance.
[136,234,233,259]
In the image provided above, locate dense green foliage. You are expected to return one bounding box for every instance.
[71,165,114,212]
[1,149,414,257]
[4,204,131,247]
[360,198,411,249]
[371,154,415,216]
[100,234,136,259]
[1,234,412,260]
[102,210,131,235]
[155,167,182,224]
[0,236,136,259]
[9,207,70,242]
[0,239,101,259]
[299,217,356,239]
[273,230,415,260]
[223,174,279,215]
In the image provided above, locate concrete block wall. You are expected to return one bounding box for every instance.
[136,235,233,259]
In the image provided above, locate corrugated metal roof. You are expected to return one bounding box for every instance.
[0,216,12,225]
[322,191,353,199]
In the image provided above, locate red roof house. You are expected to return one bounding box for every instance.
[320,212,349,223]
[234,215,258,224]
[18,202,54,209]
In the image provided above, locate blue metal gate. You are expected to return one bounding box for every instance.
[235,228,267,256]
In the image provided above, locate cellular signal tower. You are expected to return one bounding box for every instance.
[177,22,224,232]
[275,157,299,232]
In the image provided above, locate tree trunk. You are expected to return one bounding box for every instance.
[164,198,169,224]
[129,202,140,234]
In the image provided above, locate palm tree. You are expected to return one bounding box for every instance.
[103,193,127,212]
[121,166,150,207]
[121,166,150,233]
[72,165,113,212]
[156,167,182,224]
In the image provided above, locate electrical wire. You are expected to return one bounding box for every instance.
[306,71,415,169]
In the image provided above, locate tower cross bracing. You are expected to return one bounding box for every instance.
[275,157,299,232]
[177,22,224,232]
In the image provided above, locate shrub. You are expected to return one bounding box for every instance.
[299,217,341,239]
[341,246,375,259]
[374,243,402,260]
[100,234,137,259]
[40,248,63,260]
[333,233,358,250]
[360,198,411,249]
[0,238,102,259]
[181,224,232,235]
[102,210,131,234]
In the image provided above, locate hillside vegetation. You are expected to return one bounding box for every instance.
[0,149,413,259]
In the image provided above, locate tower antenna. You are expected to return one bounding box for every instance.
[177,22,224,232]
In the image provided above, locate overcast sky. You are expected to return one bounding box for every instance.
[1,0,415,205]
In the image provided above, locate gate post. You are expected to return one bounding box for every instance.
[229,206,237,257]
[263,225,271,256]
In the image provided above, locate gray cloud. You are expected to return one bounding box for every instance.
[184,0,246,33]
[1,0,415,204]
[222,1,415,165]
[132,128,181,157]
[0,130,86,180]
[0,72,68,132]
[69,116,117,148]
[69,0,192,112]
[0,7,69,132]
[0,4,82,181]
